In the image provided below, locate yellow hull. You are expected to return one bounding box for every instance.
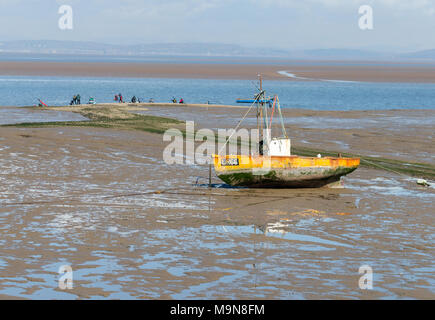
[213,154,360,188]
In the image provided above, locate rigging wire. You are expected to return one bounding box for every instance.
[217,94,260,156]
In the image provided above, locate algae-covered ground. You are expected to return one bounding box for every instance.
[4,104,184,135]
[292,146,435,180]
[3,104,434,180]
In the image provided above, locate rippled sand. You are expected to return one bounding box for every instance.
[0,119,433,299]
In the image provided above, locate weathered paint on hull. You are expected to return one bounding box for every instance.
[213,155,360,188]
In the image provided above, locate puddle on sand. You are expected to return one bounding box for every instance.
[215,224,353,250]
[137,212,434,299]
[346,176,435,200]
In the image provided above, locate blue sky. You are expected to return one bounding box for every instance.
[0,0,435,52]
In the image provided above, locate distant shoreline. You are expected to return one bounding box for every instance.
[0,103,433,112]
[2,61,435,83]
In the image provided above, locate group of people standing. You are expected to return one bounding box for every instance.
[131,96,142,103]
[70,94,96,105]
[114,93,124,103]
[115,94,141,103]
[115,94,184,104]
[68,93,186,105]
[172,97,184,104]
[70,94,81,105]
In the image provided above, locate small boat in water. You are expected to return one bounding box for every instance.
[213,76,360,188]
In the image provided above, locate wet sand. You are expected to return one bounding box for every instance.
[138,105,435,165]
[0,105,434,299]
[2,61,435,82]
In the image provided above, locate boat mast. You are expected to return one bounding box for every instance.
[259,74,262,92]
[258,74,263,143]
[260,75,270,143]
[256,75,260,138]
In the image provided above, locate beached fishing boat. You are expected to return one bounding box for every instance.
[213,76,360,188]
[213,154,360,188]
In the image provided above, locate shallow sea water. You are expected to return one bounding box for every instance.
[1,75,435,110]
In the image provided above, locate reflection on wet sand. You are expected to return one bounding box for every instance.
[0,107,87,125]
[0,120,434,299]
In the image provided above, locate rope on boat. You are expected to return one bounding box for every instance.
[217,94,260,155]
[268,96,277,130]
[276,96,288,138]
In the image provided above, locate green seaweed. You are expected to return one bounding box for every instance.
[2,108,183,135]
[292,145,434,180]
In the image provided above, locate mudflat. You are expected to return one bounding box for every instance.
[0,104,434,299]
[2,60,435,82]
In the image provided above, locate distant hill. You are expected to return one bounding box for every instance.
[0,40,290,57]
[0,40,434,61]
[0,40,126,55]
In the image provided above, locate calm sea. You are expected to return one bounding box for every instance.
[0,75,435,111]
